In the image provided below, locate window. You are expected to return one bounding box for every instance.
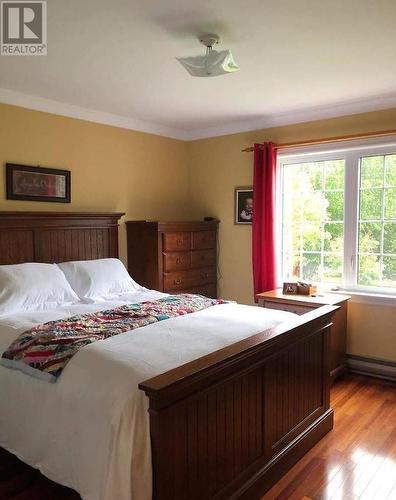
[279,141,396,293]
[358,154,396,288]
[282,160,345,284]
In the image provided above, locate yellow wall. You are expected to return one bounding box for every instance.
[187,108,396,362]
[348,301,396,361]
[0,103,192,262]
[1,102,395,361]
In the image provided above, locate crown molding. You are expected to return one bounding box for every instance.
[183,92,396,141]
[1,87,396,142]
[0,87,190,140]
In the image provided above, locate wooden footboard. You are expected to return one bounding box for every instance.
[139,306,336,500]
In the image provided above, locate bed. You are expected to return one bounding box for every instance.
[0,212,336,500]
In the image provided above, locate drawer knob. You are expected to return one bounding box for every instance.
[176,258,181,264]
[176,239,182,246]
[201,273,209,279]
[174,278,182,285]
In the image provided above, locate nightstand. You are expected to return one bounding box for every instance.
[256,289,350,383]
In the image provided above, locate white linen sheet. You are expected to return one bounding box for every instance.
[0,291,297,500]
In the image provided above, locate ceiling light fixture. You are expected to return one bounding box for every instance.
[177,34,239,77]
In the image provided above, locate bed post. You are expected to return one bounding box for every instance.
[140,306,336,500]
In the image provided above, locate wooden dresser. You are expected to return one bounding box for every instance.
[126,220,219,298]
[256,289,350,383]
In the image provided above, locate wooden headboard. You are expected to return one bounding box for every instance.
[0,212,125,265]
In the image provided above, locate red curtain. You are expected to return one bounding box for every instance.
[252,142,277,298]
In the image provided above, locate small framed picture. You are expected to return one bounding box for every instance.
[6,163,71,203]
[235,187,253,224]
[283,282,298,294]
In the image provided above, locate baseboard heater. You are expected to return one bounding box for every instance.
[347,354,396,382]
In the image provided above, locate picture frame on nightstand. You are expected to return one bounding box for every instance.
[282,282,298,294]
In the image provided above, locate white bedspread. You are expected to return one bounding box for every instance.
[0,291,297,500]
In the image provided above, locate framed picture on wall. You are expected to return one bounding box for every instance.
[235,187,253,224]
[6,164,71,203]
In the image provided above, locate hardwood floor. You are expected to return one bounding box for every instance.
[262,375,396,500]
[0,375,395,500]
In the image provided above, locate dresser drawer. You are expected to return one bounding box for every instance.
[164,267,216,292]
[163,252,191,272]
[191,249,216,268]
[263,300,315,315]
[182,284,217,298]
[163,232,191,251]
[192,230,216,250]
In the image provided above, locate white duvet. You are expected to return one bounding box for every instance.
[0,291,297,500]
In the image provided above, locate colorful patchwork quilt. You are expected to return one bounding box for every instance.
[1,294,227,382]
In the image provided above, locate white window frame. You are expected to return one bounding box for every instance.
[276,136,396,301]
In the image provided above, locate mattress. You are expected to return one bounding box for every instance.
[0,291,297,500]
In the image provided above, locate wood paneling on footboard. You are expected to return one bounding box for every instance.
[140,307,335,500]
[266,332,324,455]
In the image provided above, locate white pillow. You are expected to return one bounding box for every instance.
[58,258,142,301]
[0,263,79,316]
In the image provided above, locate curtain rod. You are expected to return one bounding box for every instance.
[241,128,396,152]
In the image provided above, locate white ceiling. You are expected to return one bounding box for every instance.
[1,0,396,140]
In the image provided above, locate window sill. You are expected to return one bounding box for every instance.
[327,289,396,306]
